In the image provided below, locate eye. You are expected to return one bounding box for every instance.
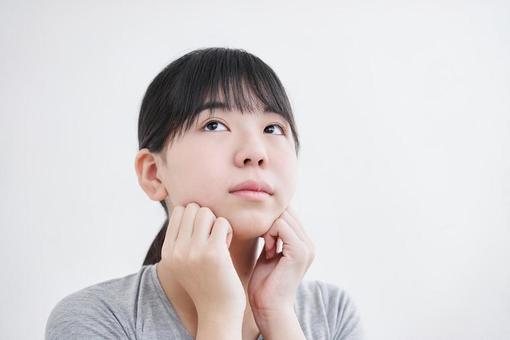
[201,120,286,135]
[265,124,285,135]
[202,120,228,132]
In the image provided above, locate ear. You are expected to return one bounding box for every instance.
[134,148,168,201]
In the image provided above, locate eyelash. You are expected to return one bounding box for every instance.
[201,120,287,136]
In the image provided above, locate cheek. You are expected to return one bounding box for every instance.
[275,154,297,184]
[273,160,298,211]
[176,163,228,206]
[165,140,230,207]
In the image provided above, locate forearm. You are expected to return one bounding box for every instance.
[255,309,306,340]
[196,312,243,340]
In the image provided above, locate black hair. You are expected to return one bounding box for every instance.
[138,47,300,266]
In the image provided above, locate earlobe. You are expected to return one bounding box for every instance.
[150,182,168,201]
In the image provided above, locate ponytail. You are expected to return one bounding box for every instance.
[142,200,169,266]
[142,217,168,265]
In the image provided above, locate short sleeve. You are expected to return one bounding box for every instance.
[45,289,131,340]
[316,281,365,340]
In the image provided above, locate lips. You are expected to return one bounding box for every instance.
[229,179,274,195]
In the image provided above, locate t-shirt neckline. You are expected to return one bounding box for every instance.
[149,262,264,340]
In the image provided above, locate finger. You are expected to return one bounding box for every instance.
[264,235,283,254]
[264,207,304,252]
[283,207,315,259]
[166,206,185,244]
[266,237,284,259]
[191,207,216,246]
[209,217,233,248]
[176,202,200,242]
[263,231,276,254]
[280,209,307,243]
[161,206,185,261]
[276,238,284,253]
[264,218,301,258]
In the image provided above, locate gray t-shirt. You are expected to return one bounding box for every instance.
[45,263,365,339]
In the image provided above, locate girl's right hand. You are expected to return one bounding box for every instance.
[158,202,246,317]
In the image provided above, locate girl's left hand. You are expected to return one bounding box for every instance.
[247,205,315,318]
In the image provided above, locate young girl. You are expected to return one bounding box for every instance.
[45,47,365,340]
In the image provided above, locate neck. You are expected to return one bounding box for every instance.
[228,236,260,287]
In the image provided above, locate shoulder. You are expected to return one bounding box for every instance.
[45,267,151,340]
[295,279,365,340]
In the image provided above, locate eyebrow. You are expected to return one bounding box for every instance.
[195,101,276,115]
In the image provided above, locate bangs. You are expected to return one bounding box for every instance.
[169,48,294,137]
[139,47,299,154]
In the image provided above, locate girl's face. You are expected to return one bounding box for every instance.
[155,105,298,240]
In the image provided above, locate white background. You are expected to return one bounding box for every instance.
[1,1,509,339]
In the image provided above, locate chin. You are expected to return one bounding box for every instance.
[225,210,277,239]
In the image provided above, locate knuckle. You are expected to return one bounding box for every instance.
[215,216,229,227]
[215,219,231,234]
[187,202,200,209]
[160,249,170,262]
[187,249,202,264]
[172,247,187,264]
[172,206,185,216]
[275,218,286,227]
[168,206,184,219]
[203,247,222,264]
[198,207,215,219]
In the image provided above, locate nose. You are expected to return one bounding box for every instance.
[234,140,268,168]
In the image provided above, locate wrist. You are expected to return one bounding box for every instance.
[254,309,305,340]
[196,300,246,318]
[196,311,244,340]
[252,306,295,322]
[197,307,245,322]
[253,307,295,329]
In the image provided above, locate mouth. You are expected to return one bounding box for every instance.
[229,179,274,196]
[230,190,272,201]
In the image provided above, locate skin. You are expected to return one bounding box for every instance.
[135,101,315,339]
